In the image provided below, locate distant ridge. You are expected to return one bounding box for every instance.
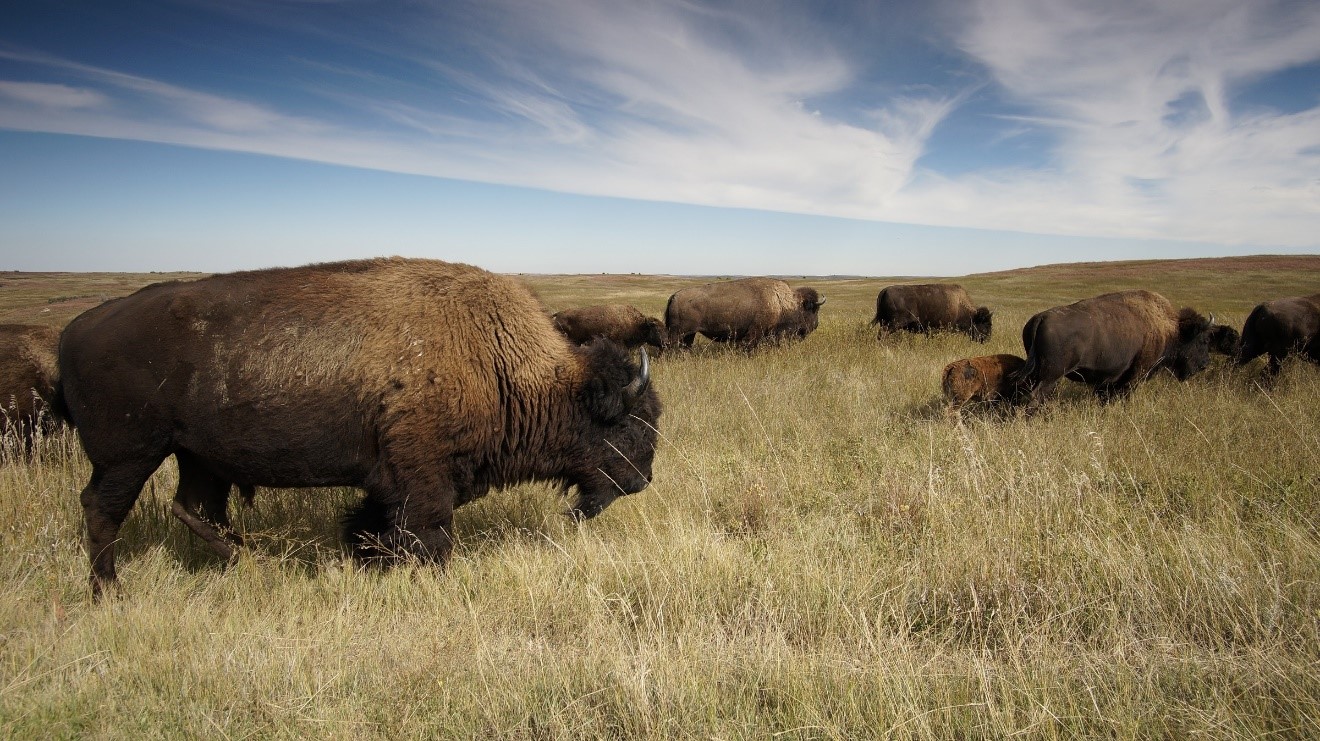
[971,254,1320,279]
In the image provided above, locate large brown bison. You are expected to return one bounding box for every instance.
[942,354,1026,414]
[872,284,992,342]
[1014,289,1215,410]
[664,277,825,349]
[0,324,64,454]
[57,258,662,597]
[1236,294,1320,375]
[553,304,666,353]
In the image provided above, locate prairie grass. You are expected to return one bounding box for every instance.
[0,258,1318,738]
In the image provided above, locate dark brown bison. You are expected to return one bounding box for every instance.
[1014,289,1215,410]
[1237,294,1320,375]
[942,354,1027,413]
[553,304,666,353]
[1208,324,1242,358]
[872,284,992,342]
[0,324,65,454]
[57,258,661,597]
[664,277,825,349]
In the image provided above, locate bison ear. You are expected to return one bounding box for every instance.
[581,339,649,423]
[962,364,977,381]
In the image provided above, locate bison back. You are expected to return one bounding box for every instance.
[58,258,563,487]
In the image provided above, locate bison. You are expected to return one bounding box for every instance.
[1237,294,1320,375]
[872,284,992,343]
[1013,289,1215,410]
[553,304,666,354]
[942,354,1027,414]
[57,257,662,597]
[664,277,825,350]
[0,324,65,455]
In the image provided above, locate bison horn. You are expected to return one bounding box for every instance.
[816,296,826,307]
[1207,313,1215,326]
[623,347,650,409]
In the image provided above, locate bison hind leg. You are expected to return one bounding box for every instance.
[171,451,243,563]
[81,457,164,599]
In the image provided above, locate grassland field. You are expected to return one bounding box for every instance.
[0,255,1318,738]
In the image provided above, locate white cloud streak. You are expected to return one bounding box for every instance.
[0,0,1317,250]
[906,0,1320,246]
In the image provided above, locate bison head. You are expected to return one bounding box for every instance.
[1207,323,1241,357]
[795,287,826,312]
[569,339,661,520]
[1165,308,1215,380]
[970,307,993,343]
[641,317,667,353]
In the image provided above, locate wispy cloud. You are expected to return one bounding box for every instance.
[0,80,107,109]
[913,0,1320,246]
[0,0,1316,249]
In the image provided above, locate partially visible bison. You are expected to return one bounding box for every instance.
[0,324,65,455]
[942,354,1026,414]
[1014,290,1216,410]
[57,257,662,597]
[553,304,666,353]
[872,284,992,342]
[1237,294,1320,375]
[1208,324,1242,358]
[664,277,825,350]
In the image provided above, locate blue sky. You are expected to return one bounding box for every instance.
[1,0,1318,275]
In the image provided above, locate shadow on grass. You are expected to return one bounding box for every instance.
[114,481,574,580]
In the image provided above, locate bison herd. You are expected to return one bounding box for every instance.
[0,259,1316,597]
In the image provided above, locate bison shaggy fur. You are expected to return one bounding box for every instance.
[553,304,666,353]
[942,354,1027,413]
[58,257,662,597]
[1237,294,1320,376]
[872,284,992,342]
[664,277,824,350]
[0,324,65,454]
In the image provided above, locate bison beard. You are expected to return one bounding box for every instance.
[57,258,661,597]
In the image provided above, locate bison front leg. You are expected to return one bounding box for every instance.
[347,480,455,567]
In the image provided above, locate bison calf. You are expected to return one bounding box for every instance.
[942,354,1026,414]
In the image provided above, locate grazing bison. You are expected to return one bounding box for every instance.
[872,284,992,342]
[553,304,666,353]
[1237,294,1320,375]
[1014,289,1215,410]
[0,324,65,454]
[1208,324,1242,358]
[942,354,1027,414]
[57,257,661,597]
[664,277,825,349]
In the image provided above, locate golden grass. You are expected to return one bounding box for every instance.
[1,259,1318,738]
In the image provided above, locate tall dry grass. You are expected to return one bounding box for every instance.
[0,264,1318,738]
